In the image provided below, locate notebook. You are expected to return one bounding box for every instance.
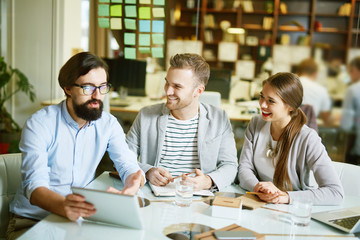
[71,187,144,229]
[311,206,360,233]
[149,182,214,197]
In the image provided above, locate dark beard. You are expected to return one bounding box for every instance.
[73,99,103,121]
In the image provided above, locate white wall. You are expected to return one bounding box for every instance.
[6,0,82,127]
[63,0,82,63]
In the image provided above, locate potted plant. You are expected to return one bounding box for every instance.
[0,57,36,153]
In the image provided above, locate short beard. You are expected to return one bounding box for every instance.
[73,99,103,121]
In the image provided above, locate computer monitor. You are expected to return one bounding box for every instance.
[103,57,147,96]
[206,68,231,100]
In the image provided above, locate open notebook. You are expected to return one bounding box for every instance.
[149,182,214,197]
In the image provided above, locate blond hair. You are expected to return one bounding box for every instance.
[169,53,210,86]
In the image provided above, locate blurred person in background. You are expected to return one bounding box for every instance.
[341,57,360,165]
[297,58,333,126]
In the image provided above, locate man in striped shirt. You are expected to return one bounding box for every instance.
[126,53,238,191]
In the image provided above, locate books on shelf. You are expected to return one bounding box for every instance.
[338,3,351,16]
[263,17,273,30]
[215,0,224,10]
[204,14,216,28]
[280,2,287,14]
[280,34,290,45]
[204,30,214,43]
[242,1,253,13]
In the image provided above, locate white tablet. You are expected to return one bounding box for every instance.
[71,187,144,229]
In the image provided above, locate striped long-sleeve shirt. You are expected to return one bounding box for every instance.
[158,113,200,177]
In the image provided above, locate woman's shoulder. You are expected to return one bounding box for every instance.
[296,124,322,145]
[248,115,267,129]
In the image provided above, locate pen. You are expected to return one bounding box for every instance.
[173,171,196,180]
[246,192,263,195]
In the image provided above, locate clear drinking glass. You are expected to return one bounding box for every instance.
[118,86,128,99]
[290,199,313,226]
[175,178,193,207]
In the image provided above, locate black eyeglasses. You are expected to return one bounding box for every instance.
[73,83,112,96]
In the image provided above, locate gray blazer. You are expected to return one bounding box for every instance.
[126,103,238,190]
[238,115,344,205]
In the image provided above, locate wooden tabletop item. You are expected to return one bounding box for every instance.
[238,194,266,210]
[212,196,242,219]
[194,223,265,240]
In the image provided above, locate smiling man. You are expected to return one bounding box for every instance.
[6,52,144,240]
[126,53,238,191]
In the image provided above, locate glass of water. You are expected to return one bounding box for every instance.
[290,199,313,226]
[175,178,193,207]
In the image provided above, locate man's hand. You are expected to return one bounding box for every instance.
[121,170,144,195]
[146,167,173,186]
[30,187,97,222]
[253,181,289,204]
[182,169,213,191]
[63,194,96,221]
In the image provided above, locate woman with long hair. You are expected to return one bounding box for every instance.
[238,72,343,205]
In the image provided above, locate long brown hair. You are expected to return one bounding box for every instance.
[263,72,307,191]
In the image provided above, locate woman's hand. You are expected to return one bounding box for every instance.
[253,181,290,204]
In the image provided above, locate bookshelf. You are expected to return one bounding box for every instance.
[166,0,360,76]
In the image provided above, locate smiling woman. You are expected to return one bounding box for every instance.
[238,72,344,206]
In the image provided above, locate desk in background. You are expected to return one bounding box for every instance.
[41,96,259,122]
[18,171,360,240]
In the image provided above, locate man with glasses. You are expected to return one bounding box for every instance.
[6,52,144,240]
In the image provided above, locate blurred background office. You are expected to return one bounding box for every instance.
[0,0,359,165]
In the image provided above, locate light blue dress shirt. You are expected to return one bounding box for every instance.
[10,100,142,220]
[341,81,360,156]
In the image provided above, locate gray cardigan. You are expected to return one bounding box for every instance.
[126,103,238,191]
[238,115,344,205]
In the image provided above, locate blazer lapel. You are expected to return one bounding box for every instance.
[155,104,169,166]
[198,103,209,170]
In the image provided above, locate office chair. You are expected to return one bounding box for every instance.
[0,153,22,239]
[206,69,231,100]
[309,161,360,197]
[199,91,221,108]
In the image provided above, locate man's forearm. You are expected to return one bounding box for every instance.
[30,187,66,217]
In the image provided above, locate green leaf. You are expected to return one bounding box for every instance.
[0,73,11,88]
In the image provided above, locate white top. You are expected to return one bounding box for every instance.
[300,76,331,116]
[253,121,277,181]
[158,113,200,177]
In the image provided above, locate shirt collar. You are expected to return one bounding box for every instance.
[161,102,206,119]
[61,100,80,129]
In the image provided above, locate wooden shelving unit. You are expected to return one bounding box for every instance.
[166,0,360,76]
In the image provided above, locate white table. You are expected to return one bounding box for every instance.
[18,172,360,240]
